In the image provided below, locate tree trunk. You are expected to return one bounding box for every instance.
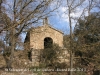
[68,6,73,75]
[7,28,15,70]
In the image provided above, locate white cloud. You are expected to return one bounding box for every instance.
[61,7,67,12]
[50,0,60,10]
[59,6,88,28]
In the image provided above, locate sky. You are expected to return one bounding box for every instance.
[47,0,87,34]
[1,0,99,50]
[47,0,99,34]
[2,0,82,35]
[3,0,100,35]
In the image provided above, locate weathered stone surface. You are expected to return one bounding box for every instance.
[25,20,69,66]
[30,25,63,49]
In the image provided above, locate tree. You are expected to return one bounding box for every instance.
[62,0,100,75]
[74,13,100,74]
[0,0,60,69]
[65,0,86,75]
[40,43,64,68]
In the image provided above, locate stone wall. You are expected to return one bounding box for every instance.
[31,49,40,66]
[30,25,63,49]
[26,23,70,66]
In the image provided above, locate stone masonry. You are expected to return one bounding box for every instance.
[25,18,69,66]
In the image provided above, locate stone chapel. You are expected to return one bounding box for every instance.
[24,18,69,66]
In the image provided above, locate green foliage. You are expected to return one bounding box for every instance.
[74,13,100,68]
[74,13,100,44]
[28,50,32,61]
[74,71,86,75]
[40,43,66,68]
[54,62,68,69]
[37,70,42,75]
[63,35,70,49]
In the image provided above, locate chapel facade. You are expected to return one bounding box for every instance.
[24,18,69,66]
[30,18,63,49]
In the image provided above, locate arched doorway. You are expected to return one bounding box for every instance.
[44,37,53,48]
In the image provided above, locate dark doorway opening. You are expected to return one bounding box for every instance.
[44,37,53,49]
